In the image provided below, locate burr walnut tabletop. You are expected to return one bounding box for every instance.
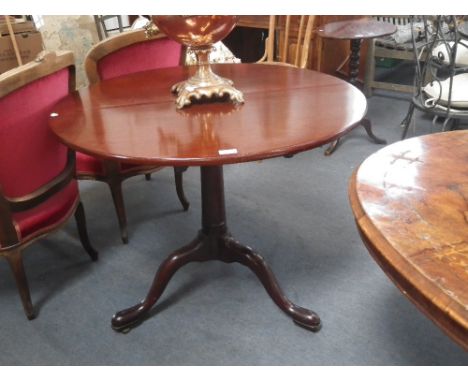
[349,131,468,350]
[50,63,367,332]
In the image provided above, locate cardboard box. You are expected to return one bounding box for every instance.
[0,20,37,35]
[0,31,43,74]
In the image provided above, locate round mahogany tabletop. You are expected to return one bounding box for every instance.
[49,64,367,166]
[349,130,468,350]
[318,18,397,40]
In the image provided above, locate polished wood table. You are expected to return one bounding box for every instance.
[50,63,367,332]
[318,19,397,155]
[349,131,468,350]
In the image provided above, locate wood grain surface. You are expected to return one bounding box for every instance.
[49,63,366,166]
[349,131,468,350]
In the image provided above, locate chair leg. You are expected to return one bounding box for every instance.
[324,138,340,156]
[400,103,415,140]
[107,180,129,244]
[74,201,98,261]
[173,167,190,211]
[145,174,151,181]
[6,250,35,320]
[450,118,460,131]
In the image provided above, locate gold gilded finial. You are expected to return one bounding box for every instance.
[144,21,160,39]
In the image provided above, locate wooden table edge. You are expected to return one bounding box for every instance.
[348,168,468,351]
[317,20,397,40]
[53,122,364,167]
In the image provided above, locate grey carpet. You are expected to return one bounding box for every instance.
[0,93,467,365]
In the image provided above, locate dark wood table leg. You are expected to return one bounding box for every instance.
[325,39,386,155]
[361,118,387,144]
[220,236,321,330]
[112,166,321,332]
[324,137,341,156]
[400,102,415,140]
[348,38,361,86]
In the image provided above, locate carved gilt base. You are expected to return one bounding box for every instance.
[172,73,244,109]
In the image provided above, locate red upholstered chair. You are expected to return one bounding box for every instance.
[82,29,189,244]
[0,51,97,319]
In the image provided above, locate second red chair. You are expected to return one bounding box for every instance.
[82,29,190,244]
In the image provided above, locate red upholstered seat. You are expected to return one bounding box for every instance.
[13,182,79,240]
[76,152,159,176]
[76,152,103,175]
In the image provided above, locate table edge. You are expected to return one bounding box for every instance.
[348,168,468,351]
[54,122,363,167]
[50,64,368,166]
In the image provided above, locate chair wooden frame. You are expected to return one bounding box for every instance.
[83,29,189,244]
[258,15,316,69]
[0,51,98,319]
[256,16,317,160]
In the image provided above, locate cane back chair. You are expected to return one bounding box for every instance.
[0,51,98,319]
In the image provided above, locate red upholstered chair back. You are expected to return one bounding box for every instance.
[98,38,182,81]
[81,30,186,245]
[0,52,74,199]
[85,29,183,84]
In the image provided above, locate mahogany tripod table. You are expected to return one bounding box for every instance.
[318,18,397,155]
[350,131,468,350]
[50,64,366,332]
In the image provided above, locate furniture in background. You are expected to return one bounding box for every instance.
[223,16,270,63]
[364,16,427,97]
[257,15,315,69]
[230,16,368,76]
[0,16,44,75]
[401,16,468,139]
[49,63,367,333]
[82,29,190,244]
[0,51,97,319]
[93,15,130,41]
[349,130,468,351]
[459,19,468,38]
[317,18,396,155]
